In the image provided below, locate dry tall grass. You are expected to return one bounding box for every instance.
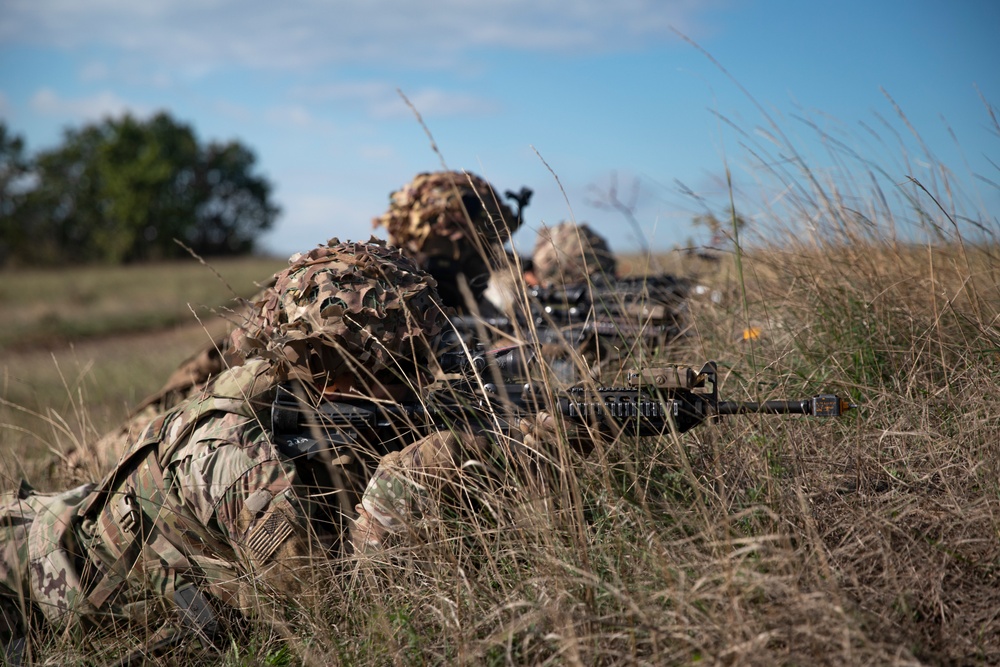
[5,243,998,665]
[3,103,999,666]
[300,97,998,666]
[293,234,995,666]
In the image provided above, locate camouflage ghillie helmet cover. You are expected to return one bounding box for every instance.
[233,237,445,383]
[372,171,521,259]
[532,222,617,287]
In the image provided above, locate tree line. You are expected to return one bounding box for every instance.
[0,112,279,267]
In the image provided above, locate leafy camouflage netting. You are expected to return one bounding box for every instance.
[233,237,445,383]
[372,171,520,259]
[532,221,617,287]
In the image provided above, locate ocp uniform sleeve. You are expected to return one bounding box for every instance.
[168,417,325,601]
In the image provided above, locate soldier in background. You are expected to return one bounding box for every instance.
[344,225,615,554]
[529,221,617,289]
[524,221,689,379]
[1,238,452,661]
[485,221,617,321]
[373,170,531,315]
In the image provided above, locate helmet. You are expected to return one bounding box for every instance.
[531,222,616,288]
[232,237,445,384]
[372,171,521,260]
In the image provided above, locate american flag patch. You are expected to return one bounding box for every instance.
[245,509,294,562]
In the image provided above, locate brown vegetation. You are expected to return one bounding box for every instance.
[1,232,996,665]
[3,96,998,662]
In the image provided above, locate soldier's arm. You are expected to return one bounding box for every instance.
[171,431,329,610]
[221,460,324,597]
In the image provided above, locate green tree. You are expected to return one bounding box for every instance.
[0,123,31,264]
[185,140,278,256]
[1,112,279,265]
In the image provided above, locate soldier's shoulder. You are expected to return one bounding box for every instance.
[209,359,279,402]
[172,358,279,421]
[159,359,280,451]
[167,405,286,477]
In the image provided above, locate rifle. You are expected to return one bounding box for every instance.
[528,274,690,328]
[271,347,855,446]
[448,273,691,360]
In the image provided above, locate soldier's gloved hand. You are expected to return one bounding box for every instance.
[515,411,596,457]
[514,411,559,450]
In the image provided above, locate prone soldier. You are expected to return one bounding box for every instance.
[0,238,456,660]
[4,239,853,663]
[525,221,687,379]
[372,170,531,315]
[529,220,617,288]
[54,170,532,484]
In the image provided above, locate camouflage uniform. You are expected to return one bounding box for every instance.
[57,342,245,483]
[1,360,317,645]
[528,222,690,381]
[352,400,589,552]
[54,293,265,484]
[373,171,526,313]
[531,221,616,288]
[1,238,448,650]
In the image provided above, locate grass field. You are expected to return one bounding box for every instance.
[0,256,286,484]
[2,109,999,664]
[0,256,287,351]
[2,232,997,666]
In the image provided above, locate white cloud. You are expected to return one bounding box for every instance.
[375,89,500,119]
[265,105,316,128]
[0,0,714,73]
[212,98,253,122]
[291,81,499,119]
[79,61,109,82]
[263,105,339,133]
[29,88,149,122]
[291,81,395,103]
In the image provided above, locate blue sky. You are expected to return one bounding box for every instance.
[1,0,997,257]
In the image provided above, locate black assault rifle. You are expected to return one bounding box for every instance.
[271,347,855,447]
[528,274,689,330]
[447,273,690,357]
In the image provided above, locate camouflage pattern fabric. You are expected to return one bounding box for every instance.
[351,412,593,553]
[0,359,329,641]
[352,431,469,550]
[372,171,524,313]
[532,222,616,288]
[144,340,239,410]
[56,188,513,483]
[54,290,262,484]
[4,238,474,652]
[124,275,276,414]
[0,481,95,637]
[372,171,520,260]
[233,237,445,385]
[55,407,156,485]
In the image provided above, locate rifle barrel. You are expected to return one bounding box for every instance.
[717,400,812,415]
[716,395,853,417]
